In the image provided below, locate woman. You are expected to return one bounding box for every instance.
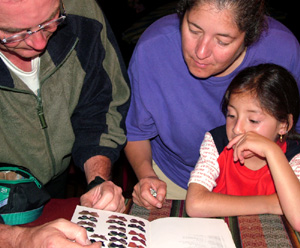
[125,0,300,209]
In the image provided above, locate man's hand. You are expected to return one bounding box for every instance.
[81,155,125,212]
[9,219,101,248]
[80,181,125,212]
[132,177,166,210]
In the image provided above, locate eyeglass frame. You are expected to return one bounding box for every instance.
[0,1,66,45]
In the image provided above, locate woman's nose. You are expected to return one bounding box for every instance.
[195,37,212,60]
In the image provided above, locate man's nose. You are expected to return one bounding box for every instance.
[24,30,48,51]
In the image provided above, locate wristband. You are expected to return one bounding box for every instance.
[86,176,105,191]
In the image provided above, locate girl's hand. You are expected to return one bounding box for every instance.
[227,132,276,164]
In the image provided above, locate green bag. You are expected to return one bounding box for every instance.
[0,164,50,225]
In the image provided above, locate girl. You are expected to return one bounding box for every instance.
[186,63,300,231]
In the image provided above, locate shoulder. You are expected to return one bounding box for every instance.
[62,0,116,53]
[209,125,228,154]
[64,0,105,23]
[286,139,300,161]
[141,14,180,35]
[266,16,296,36]
[128,14,183,74]
[62,0,107,40]
[254,16,299,49]
[246,17,300,81]
[136,14,181,47]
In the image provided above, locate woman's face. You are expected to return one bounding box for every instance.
[181,3,246,78]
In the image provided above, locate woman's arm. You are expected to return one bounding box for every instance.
[125,140,155,180]
[124,140,167,209]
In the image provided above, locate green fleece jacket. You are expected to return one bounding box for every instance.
[0,0,130,184]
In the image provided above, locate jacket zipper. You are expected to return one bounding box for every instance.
[0,86,56,175]
[37,89,47,129]
[0,38,78,178]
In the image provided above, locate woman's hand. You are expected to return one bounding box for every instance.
[132,176,166,209]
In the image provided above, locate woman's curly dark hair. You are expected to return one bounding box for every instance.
[176,0,267,47]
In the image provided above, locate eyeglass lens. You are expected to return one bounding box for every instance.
[2,15,66,44]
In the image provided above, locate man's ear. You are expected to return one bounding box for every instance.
[279,114,293,135]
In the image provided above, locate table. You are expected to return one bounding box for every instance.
[24,198,300,248]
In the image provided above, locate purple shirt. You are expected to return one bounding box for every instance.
[126,14,300,189]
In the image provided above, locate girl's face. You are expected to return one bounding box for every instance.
[181,3,246,78]
[225,92,284,142]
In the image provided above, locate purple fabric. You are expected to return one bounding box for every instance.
[126,14,300,189]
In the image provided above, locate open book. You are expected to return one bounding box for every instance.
[71,205,236,248]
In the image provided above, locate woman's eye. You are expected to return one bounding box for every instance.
[217,39,230,46]
[189,29,200,35]
[188,25,203,35]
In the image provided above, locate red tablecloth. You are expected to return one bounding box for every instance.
[22,197,80,227]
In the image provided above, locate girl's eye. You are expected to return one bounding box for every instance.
[250,119,260,124]
[226,114,235,119]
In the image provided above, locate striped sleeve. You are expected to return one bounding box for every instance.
[188,132,220,191]
[290,153,300,180]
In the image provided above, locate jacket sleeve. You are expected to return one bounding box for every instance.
[69,0,130,168]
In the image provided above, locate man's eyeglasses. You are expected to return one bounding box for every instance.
[0,2,66,44]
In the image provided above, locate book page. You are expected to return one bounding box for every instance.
[150,217,236,248]
[71,205,236,248]
[71,205,151,247]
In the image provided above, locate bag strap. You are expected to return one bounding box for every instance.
[0,206,44,225]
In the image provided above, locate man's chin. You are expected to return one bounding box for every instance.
[1,48,43,61]
[18,50,43,59]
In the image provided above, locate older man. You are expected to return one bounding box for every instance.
[0,0,130,246]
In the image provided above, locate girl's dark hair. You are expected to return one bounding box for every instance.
[176,0,267,47]
[221,63,300,140]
